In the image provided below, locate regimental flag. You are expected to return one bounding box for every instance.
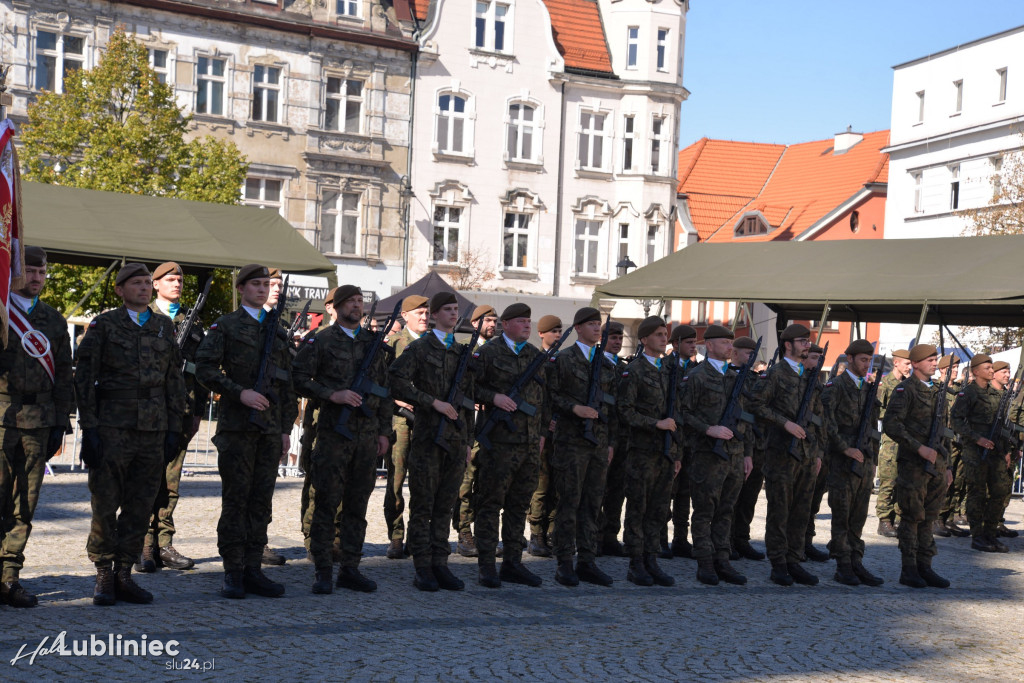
[0,119,25,348]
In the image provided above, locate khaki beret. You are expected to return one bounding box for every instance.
[780,324,811,342]
[703,324,734,341]
[472,304,497,322]
[333,284,361,308]
[970,354,993,369]
[500,303,530,321]
[236,263,270,286]
[993,360,1010,372]
[909,344,938,363]
[268,267,283,280]
[938,355,959,369]
[809,343,824,355]
[23,246,46,267]
[733,336,757,351]
[429,291,458,313]
[115,262,151,286]
[572,307,601,327]
[152,261,182,281]
[637,316,666,340]
[402,295,429,312]
[324,287,338,306]
[670,324,697,343]
[892,349,911,360]
[537,315,562,334]
[845,339,875,357]
[606,321,624,335]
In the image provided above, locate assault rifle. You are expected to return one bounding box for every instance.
[249,276,289,430]
[333,300,403,440]
[434,315,482,452]
[582,318,615,446]
[176,274,213,374]
[662,352,683,463]
[850,353,884,478]
[712,337,763,460]
[788,341,829,461]
[625,341,645,364]
[981,362,1024,460]
[288,299,312,347]
[475,326,573,450]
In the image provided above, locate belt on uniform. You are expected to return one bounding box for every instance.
[0,391,53,405]
[98,387,164,400]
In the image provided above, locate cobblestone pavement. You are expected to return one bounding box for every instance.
[3,455,1022,681]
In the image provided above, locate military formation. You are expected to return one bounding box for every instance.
[0,258,1021,608]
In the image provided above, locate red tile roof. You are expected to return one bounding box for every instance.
[410,0,430,22]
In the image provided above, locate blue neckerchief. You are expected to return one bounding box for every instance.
[707,358,727,375]
[644,354,661,369]
[341,326,356,338]
[128,309,151,327]
[514,341,527,355]
[445,333,454,348]
[28,297,37,313]
[258,309,266,323]
[167,302,181,318]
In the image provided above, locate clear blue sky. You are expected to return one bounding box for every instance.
[679,0,1024,147]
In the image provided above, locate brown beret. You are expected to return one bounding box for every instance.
[892,349,911,360]
[993,360,1010,372]
[670,324,697,343]
[909,344,937,363]
[429,291,458,313]
[606,321,624,335]
[472,304,497,322]
[970,354,993,369]
[333,284,361,307]
[268,267,283,280]
[938,354,960,369]
[500,303,530,321]
[637,316,666,340]
[324,287,338,306]
[572,307,601,327]
[152,261,182,281]
[23,246,46,267]
[236,263,270,286]
[733,336,757,351]
[780,324,811,342]
[537,315,562,334]
[809,344,824,355]
[402,295,429,312]
[115,262,151,286]
[845,339,875,357]
[703,324,734,341]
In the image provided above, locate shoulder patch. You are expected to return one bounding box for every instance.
[895,387,904,392]
[209,323,218,330]
[681,375,689,381]
[307,337,316,344]
[825,381,833,387]
[621,371,629,377]
[957,391,964,396]
[758,372,767,378]
[473,352,480,358]
[89,320,97,327]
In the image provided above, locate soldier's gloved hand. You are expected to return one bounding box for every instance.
[80,428,104,469]
[46,426,66,460]
[164,432,180,463]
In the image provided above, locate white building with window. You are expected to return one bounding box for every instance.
[407,0,688,330]
[884,24,1024,240]
[2,0,417,299]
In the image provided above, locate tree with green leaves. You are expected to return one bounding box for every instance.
[21,27,248,318]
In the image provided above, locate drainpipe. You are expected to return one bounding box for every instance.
[553,80,566,297]
[402,50,417,288]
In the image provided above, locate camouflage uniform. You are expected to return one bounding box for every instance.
[939,381,967,524]
[75,308,186,568]
[389,332,474,569]
[194,308,297,572]
[875,371,903,523]
[384,327,419,544]
[0,298,74,583]
[528,358,558,542]
[667,358,699,549]
[452,336,490,538]
[731,372,767,550]
[599,354,629,546]
[292,324,391,572]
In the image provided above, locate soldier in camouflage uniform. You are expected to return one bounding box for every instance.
[992,361,1022,538]
[472,303,545,588]
[0,246,73,607]
[729,338,768,561]
[667,324,699,558]
[749,323,824,587]
[389,292,474,592]
[599,321,629,557]
[293,285,392,594]
[137,262,206,573]
[803,343,832,564]
[935,356,970,538]
[527,315,563,557]
[882,343,953,588]
[821,339,884,587]
[195,264,298,599]
[547,308,618,587]
[384,294,430,559]
[876,349,912,537]
[75,263,187,606]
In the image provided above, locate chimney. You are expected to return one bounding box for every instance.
[833,126,863,155]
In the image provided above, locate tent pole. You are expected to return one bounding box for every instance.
[731,301,744,333]
[232,268,238,310]
[815,301,830,344]
[913,300,929,345]
[656,298,666,317]
[64,259,119,319]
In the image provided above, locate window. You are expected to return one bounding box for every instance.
[646,224,659,264]
[320,192,360,255]
[992,156,1003,196]
[916,90,925,123]
[432,206,461,263]
[252,65,281,123]
[626,27,639,69]
[656,29,669,71]
[735,215,768,236]
[503,212,531,269]
[325,77,362,133]
[34,31,84,93]
[475,1,509,52]
[617,223,630,262]
[997,67,1008,103]
[437,94,468,154]
[622,115,635,171]
[912,172,923,213]
[243,178,283,211]
[149,49,169,84]
[949,165,960,210]
[650,116,666,174]
[574,219,602,275]
[337,0,360,17]
[506,103,535,161]
[578,111,606,170]
[196,56,226,116]
[696,301,708,325]
[953,79,962,114]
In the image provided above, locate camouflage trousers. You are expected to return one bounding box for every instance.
[527,435,557,538]
[939,443,967,521]
[383,416,410,542]
[599,439,629,544]
[827,455,875,564]
[806,453,829,544]
[86,428,164,568]
[895,452,948,564]
[763,448,817,565]
[144,436,187,549]
[623,446,674,557]
[689,448,744,562]
[667,449,692,545]
[452,442,479,534]
[551,441,609,562]
[0,427,47,582]
[406,430,467,569]
[961,445,1012,539]
[875,437,900,522]
[300,429,342,551]
[731,447,766,545]
[309,429,378,570]
[474,442,539,564]
[214,431,280,572]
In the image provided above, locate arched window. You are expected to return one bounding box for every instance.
[437,93,468,154]
[506,103,536,162]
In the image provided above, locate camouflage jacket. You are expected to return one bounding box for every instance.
[291,323,392,437]
[0,299,74,429]
[549,342,618,448]
[472,336,545,445]
[822,371,881,459]
[749,358,823,460]
[194,307,298,434]
[679,359,752,459]
[616,354,677,458]
[877,371,903,420]
[150,300,208,421]
[74,307,186,432]
[882,375,947,462]
[951,381,1007,454]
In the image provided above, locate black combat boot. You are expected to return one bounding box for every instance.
[898,561,927,588]
[713,559,747,585]
[833,562,860,586]
[696,558,719,585]
[877,519,897,538]
[916,563,950,589]
[500,560,543,587]
[943,519,970,537]
[971,535,999,552]
[413,566,439,592]
[158,545,195,570]
[769,561,793,586]
[576,560,614,586]
[386,539,405,559]
[932,520,951,538]
[997,523,1019,538]
[803,541,830,562]
[221,570,245,599]
[478,562,501,589]
[554,559,579,587]
[787,563,818,586]
[990,535,1009,553]
[457,530,478,558]
[134,545,157,573]
[851,558,884,586]
[626,557,654,586]
[336,565,377,592]
[671,537,693,558]
[261,545,287,566]
[93,565,117,606]
[528,534,552,558]
[644,554,675,587]
[433,565,464,591]
[312,568,333,594]
[243,566,285,597]
[1,581,38,608]
[114,565,154,604]
[734,539,765,561]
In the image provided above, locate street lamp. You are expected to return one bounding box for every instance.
[615,256,656,317]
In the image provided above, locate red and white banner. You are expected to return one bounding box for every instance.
[0,119,25,348]
[8,303,54,382]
